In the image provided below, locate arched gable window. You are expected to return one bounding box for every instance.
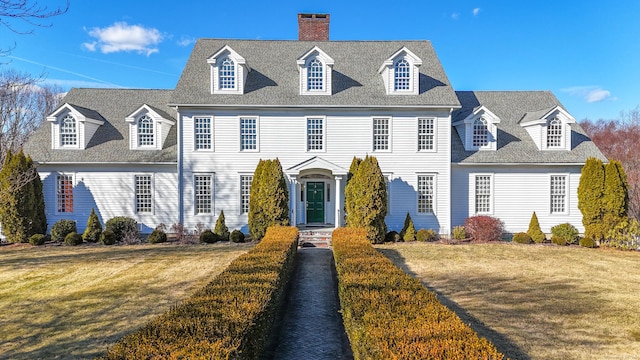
[60,114,77,146]
[472,118,488,147]
[547,117,562,148]
[138,115,154,146]
[394,59,411,91]
[307,58,324,91]
[219,57,236,90]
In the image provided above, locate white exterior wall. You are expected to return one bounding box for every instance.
[180,108,452,234]
[451,164,584,234]
[38,164,178,234]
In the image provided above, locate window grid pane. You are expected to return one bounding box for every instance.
[373,118,389,151]
[394,59,410,90]
[195,175,212,214]
[475,175,491,213]
[307,118,324,151]
[547,118,562,148]
[56,175,73,213]
[219,57,235,89]
[194,117,212,150]
[551,176,567,213]
[60,115,77,146]
[138,115,154,146]
[307,58,323,90]
[136,175,152,213]
[472,118,488,147]
[418,118,434,150]
[241,175,253,214]
[418,175,434,213]
[240,117,257,150]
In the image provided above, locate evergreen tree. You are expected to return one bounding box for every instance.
[400,212,416,241]
[248,159,289,241]
[248,159,267,240]
[347,156,362,183]
[526,212,546,243]
[345,155,388,243]
[214,210,230,240]
[603,159,629,230]
[83,208,102,243]
[578,157,606,242]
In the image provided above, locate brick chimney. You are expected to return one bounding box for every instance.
[298,13,330,41]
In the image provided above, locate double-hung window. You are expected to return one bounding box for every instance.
[394,59,411,91]
[472,118,488,148]
[418,117,435,151]
[195,174,213,214]
[240,175,253,214]
[550,175,567,214]
[219,57,236,90]
[307,118,324,151]
[417,175,434,213]
[474,175,492,214]
[240,117,258,151]
[307,58,323,91]
[138,115,154,147]
[547,117,563,148]
[135,175,153,213]
[56,174,73,213]
[194,117,212,150]
[60,115,77,147]
[373,118,390,151]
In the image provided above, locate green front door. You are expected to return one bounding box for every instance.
[306,182,325,223]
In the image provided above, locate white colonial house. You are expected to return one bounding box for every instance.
[22,14,606,237]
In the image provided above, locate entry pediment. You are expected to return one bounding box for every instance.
[287,156,348,176]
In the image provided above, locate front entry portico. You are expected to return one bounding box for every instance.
[287,156,348,229]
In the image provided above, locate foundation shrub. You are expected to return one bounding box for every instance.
[551,223,579,245]
[417,228,437,242]
[51,219,77,243]
[512,232,532,244]
[579,237,596,248]
[100,229,116,245]
[230,229,245,243]
[82,208,102,243]
[332,228,505,359]
[64,232,83,246]
[464,215,504,242]
[214,210,230,241]
[400,212,416,242]
[29,233,47,246]
[199,229,219,244]
[105,216,138,242]
[527,212,546,243]
[102,226,299,360]
[452,225,467,240]
[385,231,402,243]
[148,228,167,244]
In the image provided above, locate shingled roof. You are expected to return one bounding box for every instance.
[170,39,461,108]
[451,91,607,164]
[25,88,177,163]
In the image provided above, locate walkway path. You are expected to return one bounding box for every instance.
[270,247,353,360]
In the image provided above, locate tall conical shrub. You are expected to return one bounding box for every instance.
[214,210,230,241]
[83,208,102,243]
[527,212,546,243]
[578,157,605,242]
[400,212,416,241]
[603,159,629,230]
[248,159,289,241]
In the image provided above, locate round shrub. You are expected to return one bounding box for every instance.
[64,232,83,246]
[29,234,47,246]
[51,220,77,243]
[551,223,579,245]
[148,229,168,244]
[100,229,117,245]
[530,231,546,243]
[230,230,245,243]
[579,237,596,248]
[105,216,138,242]
[512,232,532,244]
[551,235,566,246]
[417,229,437,242]
[464,215,504,242]
[200,229,221,244]
[385,231,402,243]
[452,226,467,240]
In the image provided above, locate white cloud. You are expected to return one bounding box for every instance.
[473,8,481,16]
[561,86,614,103]
[83,22,163,56]
[451,12,460,20]
[177,36,196,47]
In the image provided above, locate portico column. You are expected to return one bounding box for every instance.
[290,176,297,226]
[335,175,342,229]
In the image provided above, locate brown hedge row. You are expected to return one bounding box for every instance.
[332,227,505,360]
[102,226,299,359]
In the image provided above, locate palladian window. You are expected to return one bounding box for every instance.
[60,115,77,146]
[138,115,154,147]
[307,58,324,91]
[547,117,562,148]
[394,59,411,91]
[219,57,236,90]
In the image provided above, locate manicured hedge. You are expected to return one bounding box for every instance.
[102,226,299,359]
[332,228,505,359]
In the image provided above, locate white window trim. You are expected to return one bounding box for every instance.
[55,173,75,215]
[417,117,436,152]
[194,173,215,215]
[297,46,334,96]
[134,174,155,215]
[59,114,79,149]
[472,173,494,215]
[549,173,570,215]
[417,173,437,215]
[239,116,260,152]
[306,116,326,152]
[193,116,214,152]
[372,116,392,152]
[239,174,253,215]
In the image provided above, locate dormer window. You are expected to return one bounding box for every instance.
[60,115,78,146]
[138,115,155,147]
[379,47,422,95]
[546,117,562,148]
[453,106,500,151]
[207,45,250,95]
[520,106,575,151]
[472,118,488,147]
[297,46,334,95]
[126,104,176,150]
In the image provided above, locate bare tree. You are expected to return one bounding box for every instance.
[0,0,69,34]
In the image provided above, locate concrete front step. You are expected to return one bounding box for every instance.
[298,230,333,248]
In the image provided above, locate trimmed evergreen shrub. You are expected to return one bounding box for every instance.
[385,231,401,243]
[603,159,629,230]
[578,157,606,242]
[100,229,116,245]
[148,229,168,244]
[464,215,504,242]
[417,228,437,242]
[512,232,532,244]
[604,217,640,250]
[248,159,289,241]
[230,229,245,243]
[105,216,138,242]
[200,229,220,244]
[452,225,467,240]
[400,212,416,242]
[527,212,546,243]
[64,232,83,246]
[29,234,47,246]
[579,237,596,248]
[51,219,77,243]
[551,223,579,245]
[82,208,102,243]
[214,210,230,241]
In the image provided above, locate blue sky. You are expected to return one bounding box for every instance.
[2,1,638,121]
